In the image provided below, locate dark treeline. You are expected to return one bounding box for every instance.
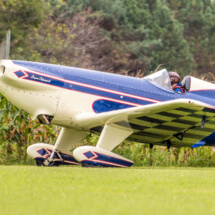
[1,0,215,78]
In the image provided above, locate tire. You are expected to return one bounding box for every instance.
[35,159,60,167]
[36,159,44,166]
[81,162,106,168]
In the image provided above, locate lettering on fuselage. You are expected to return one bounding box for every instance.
[31,75,51,83]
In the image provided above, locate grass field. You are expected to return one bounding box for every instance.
[0,166,215,215]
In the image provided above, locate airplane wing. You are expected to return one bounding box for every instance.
[77,99,215,147]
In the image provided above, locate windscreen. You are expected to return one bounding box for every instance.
[144,69,172,91]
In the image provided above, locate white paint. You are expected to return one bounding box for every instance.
[96,122,133,151]
[190,76,215,91]
[53,128,87,153]
[27,143,54,159]
[73,145,134,167]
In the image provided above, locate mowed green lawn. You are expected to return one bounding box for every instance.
[0,166,215,215]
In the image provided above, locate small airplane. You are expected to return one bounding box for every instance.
[0,59,215,167]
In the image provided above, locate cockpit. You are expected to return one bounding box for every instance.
[144,69,191,93]
[144,69,173,91]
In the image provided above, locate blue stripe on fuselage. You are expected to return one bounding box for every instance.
[17,70,153,106]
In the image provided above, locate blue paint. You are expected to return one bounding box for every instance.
[84,151,95,159]
[95,152,132,165]
[35,158,44,161]
[26,72,64,87]
[190,90,215,98]
[14,70,154,108]
[13,60,173,102]
[37,148,48,156]
[82,160,118,167]
[200,132,215,146]
[191,140,206,148]
[94,152,133,167]
[15,70,26,78]
[93,100,134,113]
[82,151,133,167]
[12,60,215,110]
[192,132,215,148]
[36,149,79,164]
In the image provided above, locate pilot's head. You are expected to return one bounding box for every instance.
[169,72,180,85]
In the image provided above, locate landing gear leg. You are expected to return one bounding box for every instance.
[73,122,134,167]
[167,140,171,151]
[28,128,87,167]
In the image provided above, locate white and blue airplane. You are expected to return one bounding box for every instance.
[0,60,215,167]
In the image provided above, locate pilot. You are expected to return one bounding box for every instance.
[169,72,184,93]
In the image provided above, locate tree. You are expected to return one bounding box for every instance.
[0,0,46,57]
[166,0,215,75]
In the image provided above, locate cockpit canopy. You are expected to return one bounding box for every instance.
[144,69,215,94]
[144,69,173,91]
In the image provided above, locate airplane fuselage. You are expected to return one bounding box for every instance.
[1,60,215,148]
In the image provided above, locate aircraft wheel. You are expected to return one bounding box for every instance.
[81,162,106,168]
[35,159,60,167]
[36,159,44,166]
[44,160,60,167]
[82,162,95,167]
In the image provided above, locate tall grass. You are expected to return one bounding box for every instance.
[0,96,60,165]
[0,94,215,167]
[1,124,215,167]
[114,142,215,167]
[84,135,215,167]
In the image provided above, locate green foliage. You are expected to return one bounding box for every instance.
[0,95,60,165]
[113,141,215,167]
[0,0,46,55]
[167,0,215,75]
[53,0,193,74]
[1,0,215,75]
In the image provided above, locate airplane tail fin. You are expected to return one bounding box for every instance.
[0,30,11,60]
[187,76,215,98]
